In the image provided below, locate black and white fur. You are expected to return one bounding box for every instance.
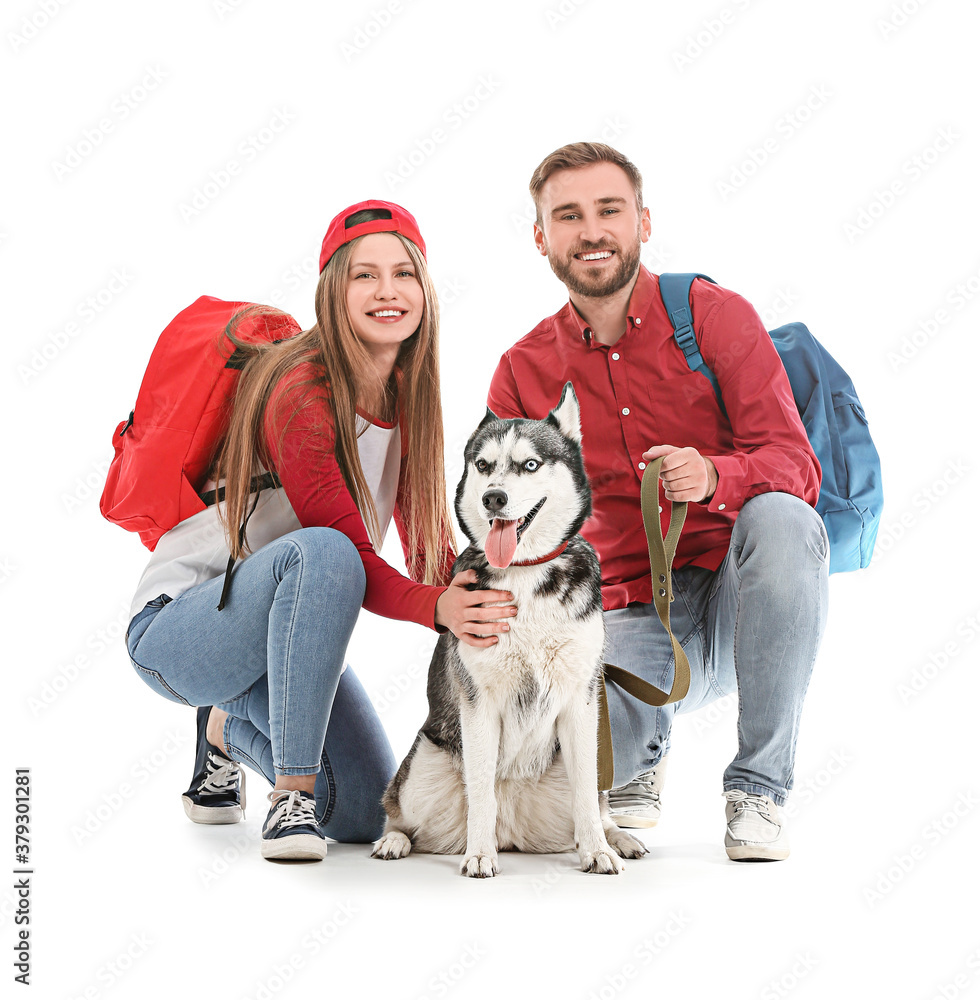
[372,384,646,877]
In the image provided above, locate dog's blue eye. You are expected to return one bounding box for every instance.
[475,459,489,473]
[524,459,540,472]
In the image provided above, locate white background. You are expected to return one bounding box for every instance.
[4,1,980,998]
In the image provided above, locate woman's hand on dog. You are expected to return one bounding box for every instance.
[435,570,517,647]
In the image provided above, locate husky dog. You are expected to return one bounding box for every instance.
[372,384,646,877]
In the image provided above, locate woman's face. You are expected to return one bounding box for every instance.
[345,232,424,358]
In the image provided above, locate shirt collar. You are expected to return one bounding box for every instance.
[564,264,658,346]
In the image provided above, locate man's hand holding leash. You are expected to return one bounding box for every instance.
[643,444,718,504]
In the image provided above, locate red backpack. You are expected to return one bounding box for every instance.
[100,296,301,550]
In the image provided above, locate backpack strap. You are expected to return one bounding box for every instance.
[658,272,725,412]
[205,471,283,611]
[199,471,281,508]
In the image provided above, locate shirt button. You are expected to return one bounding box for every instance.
[638,462,646,470]
[658,505,663,513]
[718,503,726,510]
[635,318,642,326]
[622,407,630,415]
[611,353,620,361]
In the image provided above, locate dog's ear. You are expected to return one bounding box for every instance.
[546,382,582,443]
[477,406,499,429]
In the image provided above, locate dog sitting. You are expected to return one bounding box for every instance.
[372,383,646,877]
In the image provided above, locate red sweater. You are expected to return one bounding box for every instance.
[488,266,820,611]
[265,365,455,629]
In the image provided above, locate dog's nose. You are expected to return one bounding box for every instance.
[482,489,508,513]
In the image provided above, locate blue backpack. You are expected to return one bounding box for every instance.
[658,272,882,574]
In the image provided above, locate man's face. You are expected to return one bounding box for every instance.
[534,161,651,299]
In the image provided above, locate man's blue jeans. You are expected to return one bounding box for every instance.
[603,492,829,805]
[126,527,396,841]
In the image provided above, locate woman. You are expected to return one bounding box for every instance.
[125,201,516,861]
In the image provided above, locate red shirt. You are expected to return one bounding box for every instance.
[487,266,820,611]
[265,364,455,629]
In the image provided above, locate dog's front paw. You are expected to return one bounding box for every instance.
[460,852,499,878]
[372,830,412,860]
[605,826,649,860]
[580,846,626,875]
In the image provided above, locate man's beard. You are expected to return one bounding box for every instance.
[547,234,642,298]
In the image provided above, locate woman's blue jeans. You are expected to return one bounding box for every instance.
[126,527,396,842]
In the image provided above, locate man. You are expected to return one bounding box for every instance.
[487,142,829,861]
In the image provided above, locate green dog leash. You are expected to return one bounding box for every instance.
[596,458,691,792]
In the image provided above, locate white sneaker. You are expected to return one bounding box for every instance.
[724,789,789,861]
[608,756,669,829]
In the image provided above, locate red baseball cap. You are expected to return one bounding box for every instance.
[319,200,427,272]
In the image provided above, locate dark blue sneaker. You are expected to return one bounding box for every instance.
[261,789,327,861]
[181,706,245,825]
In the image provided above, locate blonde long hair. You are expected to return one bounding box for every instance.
[213,233,453,587]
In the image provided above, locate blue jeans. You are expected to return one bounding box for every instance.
[126,527,396,841]
[602,493,829,805]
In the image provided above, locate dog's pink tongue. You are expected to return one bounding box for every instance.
[486,518,519,568]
